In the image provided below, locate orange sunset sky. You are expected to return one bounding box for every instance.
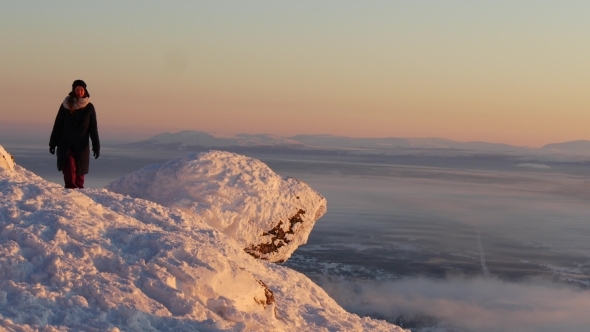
[1,1,589,147]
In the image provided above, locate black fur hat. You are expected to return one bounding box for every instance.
[72,80,86,90]
[71,80,90,97]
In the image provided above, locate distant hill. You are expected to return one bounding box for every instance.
[132,130,532,153]
[289,134,530,152]
[125,131,590,161]
[542,140,590,153]
[141,130,304,148]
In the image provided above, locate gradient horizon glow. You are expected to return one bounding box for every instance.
[1,1,589,147]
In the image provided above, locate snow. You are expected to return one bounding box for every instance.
[0,145,404,331]
[106,151,327,263]
[0,146,14,172]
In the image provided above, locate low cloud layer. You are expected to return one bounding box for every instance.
[516,163,552,169]
[317,277,590,332]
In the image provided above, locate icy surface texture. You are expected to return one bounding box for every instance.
[106,151,327,263]
[0,145,402,331]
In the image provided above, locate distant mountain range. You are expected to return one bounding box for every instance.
[145,131,304,148]
[542,140,590,153]
[128,130,590,157]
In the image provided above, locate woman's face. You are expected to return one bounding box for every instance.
[74,86,85,98]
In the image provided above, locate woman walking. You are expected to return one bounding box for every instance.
[49,80,100,189]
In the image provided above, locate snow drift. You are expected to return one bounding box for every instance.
[106,151,327,263]
[0,146,403,331]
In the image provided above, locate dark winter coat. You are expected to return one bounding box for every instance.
[49,102,100,175]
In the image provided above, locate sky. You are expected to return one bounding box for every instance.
[1,1,589,147]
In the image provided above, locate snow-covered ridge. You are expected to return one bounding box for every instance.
[106,151,327,263]
[542,140,590,153]
[0,146,404,331]
[137,130,533,152]
[144,131,304,148]
[289,134,528,152]
[134,131,590,160]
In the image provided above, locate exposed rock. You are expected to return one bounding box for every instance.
[106,151,327,263]
[245,209,306,262]
[255,279,275,307]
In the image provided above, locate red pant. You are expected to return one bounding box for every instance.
[63,150,84,189]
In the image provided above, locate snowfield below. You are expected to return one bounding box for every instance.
[0,146,404,331]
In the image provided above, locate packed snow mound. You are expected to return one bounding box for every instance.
[106,151,327,263]
[0,145,14,172]
[0,147,404,331]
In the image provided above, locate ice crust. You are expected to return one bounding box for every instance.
[0,146,404,331]
[106,151,327,263]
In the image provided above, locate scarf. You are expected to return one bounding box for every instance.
[63,96,90,111]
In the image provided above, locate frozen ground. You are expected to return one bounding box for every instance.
[0,146,404,331]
